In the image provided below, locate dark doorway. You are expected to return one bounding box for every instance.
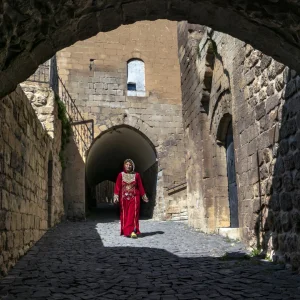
[225,122,239,228]
[47,159,53,228]
[86,125,158,219]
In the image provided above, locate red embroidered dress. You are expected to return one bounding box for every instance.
[114,172,146,236]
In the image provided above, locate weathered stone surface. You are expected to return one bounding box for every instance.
[296,111,300,129]
[0,0,300,100]
[282,173,294,192]
[281,119,297,139]
[280,192,293,211]
[179,22,300,271]
[279,139,289,156]
[266,94,280,114]
[284,154,295,171]
[281,212,292,232]
[255,102,265,120]
[293,152,300,170]
[272,177,282,193]
[260,55,272,71]
[294,171,300,189]
[296,131,300,149]
[0,86,63,276]
[285,79,297,98]
[270,193,280,211]
[293,191,300,210]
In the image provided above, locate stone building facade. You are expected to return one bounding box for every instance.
[56,20,187,221]
[178,21,300,269]
[0,84,64,276]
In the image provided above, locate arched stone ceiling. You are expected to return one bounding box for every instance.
[86,126,157,185]
[1,1,300,98]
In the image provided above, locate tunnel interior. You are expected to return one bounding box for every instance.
[86,126,158,218]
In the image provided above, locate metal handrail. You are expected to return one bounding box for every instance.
[24,57,94,156]
[58,76,94,133]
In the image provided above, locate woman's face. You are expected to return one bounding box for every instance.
[124,162,133,172]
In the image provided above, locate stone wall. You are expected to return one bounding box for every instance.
[178,22,300,270]
[266,70,300,269]
[140,162,158,218]
[57,20,187,220]
[1,1,300,101]
[63,139,86,220]
[0,86,63,276]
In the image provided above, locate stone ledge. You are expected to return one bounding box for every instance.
[218,227,241,240]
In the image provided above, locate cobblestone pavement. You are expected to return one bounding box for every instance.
[1,216,300,300]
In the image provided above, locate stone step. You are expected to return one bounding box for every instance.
[217,227,240,240]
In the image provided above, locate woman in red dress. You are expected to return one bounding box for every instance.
[113,159,148,238]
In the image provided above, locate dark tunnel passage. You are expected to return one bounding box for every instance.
[86,125,158,218]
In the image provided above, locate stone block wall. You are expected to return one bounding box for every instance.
[266,71,300,268]
[0,86,63,276]
[140,162,158,218]
[21,83,56,139]
[56,20,187,220]
[63,139,86,220]
[178,22,211,230]
[178,22,300,269]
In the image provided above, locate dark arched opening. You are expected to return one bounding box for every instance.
[86,125,158,219]
[225,121,239,228]
[217,114,239,228]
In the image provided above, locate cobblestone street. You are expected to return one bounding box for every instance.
[1,215,300,300]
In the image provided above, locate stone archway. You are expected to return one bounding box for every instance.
[216,113,239,229]
[1,1,300,98]
[94,114,159,149]
[86,125,158,218]
[210,91,237,231]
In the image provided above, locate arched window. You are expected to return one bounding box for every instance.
[127,59,146,97]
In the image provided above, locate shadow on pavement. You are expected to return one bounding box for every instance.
[0,221,300,300]
[138,231,165,238]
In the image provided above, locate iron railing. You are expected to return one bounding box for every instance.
[25,57,94,157]
[57,77,94,156]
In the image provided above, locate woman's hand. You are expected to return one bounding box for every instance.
[142,195,149,203]
[113,195,119,204]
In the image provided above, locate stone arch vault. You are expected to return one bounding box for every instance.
[1,1,300,98]
[85,124,159,217]
[86,125,157,185]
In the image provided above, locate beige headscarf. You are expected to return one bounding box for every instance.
[124,159,135,173]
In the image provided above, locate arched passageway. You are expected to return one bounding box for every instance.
[1,1,300,98]
[215,113,239,229]
[225,121,239,228]
[86,125,158,218]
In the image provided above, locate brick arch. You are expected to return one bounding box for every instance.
[86,123,159,197]
[91,114,159,154]
[1,1,300,98]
